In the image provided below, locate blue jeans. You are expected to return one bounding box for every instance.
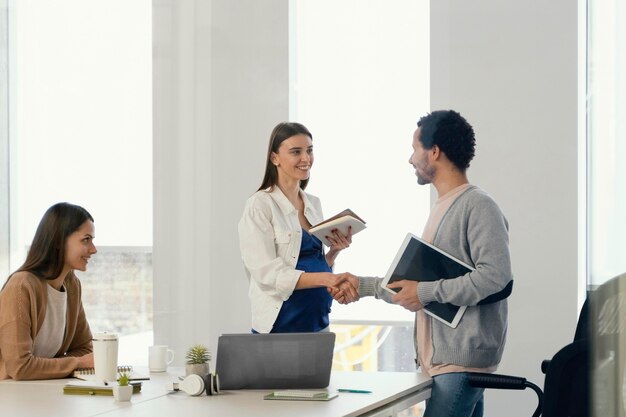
[423,372,485,417]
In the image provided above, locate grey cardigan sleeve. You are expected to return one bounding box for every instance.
[358,276,395,304]
[418,189,513,307]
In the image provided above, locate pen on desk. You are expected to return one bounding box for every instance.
[338,388,372,394]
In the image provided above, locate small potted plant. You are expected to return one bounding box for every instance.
[112,371,133,402]
[185,344,211,377]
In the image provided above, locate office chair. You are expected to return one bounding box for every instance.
[467,272,626,417]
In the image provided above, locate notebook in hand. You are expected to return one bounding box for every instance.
[215,332,335,390]
[309,208,366,246]
[381,233,474,328]
[73,365,150,382]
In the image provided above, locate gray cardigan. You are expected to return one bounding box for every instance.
[359,185,512,368]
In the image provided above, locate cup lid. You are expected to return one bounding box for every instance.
[93,332,118,341]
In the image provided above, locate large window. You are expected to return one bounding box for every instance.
[587,0,626,414]
[6,0,152,364]
[587,0,626,287]
[291,0,430,372]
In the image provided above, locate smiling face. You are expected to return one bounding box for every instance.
[64,220,97,272]
[409,128,436,185]
[271,133,314,185]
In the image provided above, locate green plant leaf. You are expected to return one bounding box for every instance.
[185,344,211,364]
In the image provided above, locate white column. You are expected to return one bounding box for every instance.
[152,0,289,363]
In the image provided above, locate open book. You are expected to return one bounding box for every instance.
[309,209,366,247]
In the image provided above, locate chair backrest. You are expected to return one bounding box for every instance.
[541,297,591,417]
[541,338,590,417]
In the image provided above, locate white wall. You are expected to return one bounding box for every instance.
[430,1,579,416]
[0,1,8,277]
[153,0,288,361]
[154,3,579,416]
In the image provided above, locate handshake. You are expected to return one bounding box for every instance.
[323,272,424,312]
[326,272,360,305]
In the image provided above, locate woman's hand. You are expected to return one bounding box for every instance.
[327,272,360,304]
[325,227,353,267]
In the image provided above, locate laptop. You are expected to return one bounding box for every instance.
[215,332,336,390]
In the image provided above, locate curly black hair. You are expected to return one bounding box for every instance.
[417,110,476,171]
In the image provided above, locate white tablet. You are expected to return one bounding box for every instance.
[381,233,474,328]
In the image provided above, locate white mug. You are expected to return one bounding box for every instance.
[93,332,119,382]
[149,345,175,372]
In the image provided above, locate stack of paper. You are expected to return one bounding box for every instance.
[263,389,338,401]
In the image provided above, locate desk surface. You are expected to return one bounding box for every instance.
[0,368,431,417]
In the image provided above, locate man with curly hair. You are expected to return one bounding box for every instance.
[335,110,513,417]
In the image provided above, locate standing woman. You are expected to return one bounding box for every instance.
[239,122,358,334]
[0,202,96,380]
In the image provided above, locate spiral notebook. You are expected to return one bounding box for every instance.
[73,365,150,381]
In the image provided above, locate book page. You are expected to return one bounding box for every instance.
[311,208,366,228]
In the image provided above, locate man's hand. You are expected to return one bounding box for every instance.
[328,273,360,304]
[387,280,424,312]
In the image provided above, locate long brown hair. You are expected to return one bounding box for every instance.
[14,202,94,281]
[257,122,313,192]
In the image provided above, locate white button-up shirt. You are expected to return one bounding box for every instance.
[238,187,325,333]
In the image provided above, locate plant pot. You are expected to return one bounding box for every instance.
[113,385,133,402]
[185,363,210,378]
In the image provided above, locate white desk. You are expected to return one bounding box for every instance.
[0,369,174,417]
[0,368,431,417]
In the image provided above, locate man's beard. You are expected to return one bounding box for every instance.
[416,165,435,185]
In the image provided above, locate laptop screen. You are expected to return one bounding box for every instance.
[215,332,336,390]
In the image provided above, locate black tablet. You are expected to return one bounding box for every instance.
[381,233,474,328]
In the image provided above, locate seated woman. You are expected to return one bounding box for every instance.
[238,122,358,334]
[0,202,96,380]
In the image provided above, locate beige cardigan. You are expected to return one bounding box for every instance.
[0,271,93,380]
